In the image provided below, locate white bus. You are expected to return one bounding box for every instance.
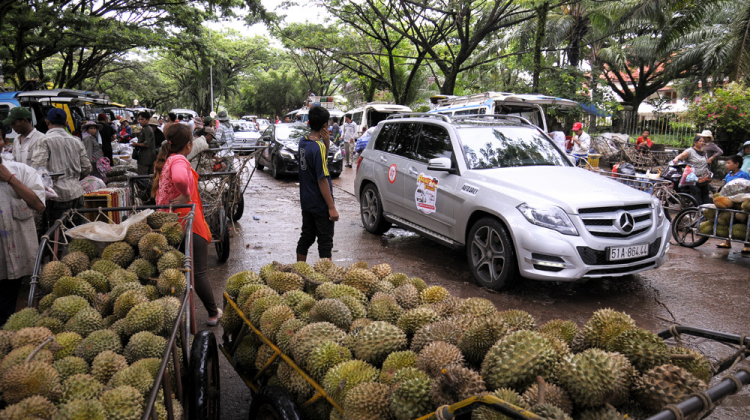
[345,102,412,135]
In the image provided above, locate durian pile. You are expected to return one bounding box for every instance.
[699,196,750,239]
[0,211,189,420]
[222,260,713,420]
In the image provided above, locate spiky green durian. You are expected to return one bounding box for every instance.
[266,271,305,294]
[61,252,90,276]
[277,361,315,405]
[367,293,403,324]
[396,307,439,335]
[60,373,104,402]
[53,331,83,360]
[335,295,367,321]
[497,309,537,332]
[531,403,572,420]
[238,284,270,306]
[126,259,156,283]
[313,258,335,273]
[100,385,143,420]
[430,365,487,407]
[609,328,671,373]
[107,364,154,396]
[52,276,96,303]
[0,361,63,404]
[582,308,636,349]
[64,307,103,338]
[234,335,259,371]
[52,356,90,383]
[481,330,556,391]
[124,301,164,336]
[0,345,53,377]
[370,263,392,280]
[306,340,352,382]
[35,317,65,334]
[0,395,57,419]
[259,305,296,339]
[10,327,52,349]
[322,359,380,407]
[577,406,628,420]
[156,250,185,273]
[55,398,106,420]
[67,238,98,261]
[38,293,58,313]
[411,318,463,353]
[137,233,169,263]
[521,381,573,414]
[458,315,509,365]
[124,222,152,247]
[325,265,346,282]
[160,222,184,247]
[47,296,90,323]
[315,283,368,304]
[538,319,579,345]
[101,242,135,268]
[107,269,140,289]
[91,259,119,277]
[472,388,528,420]
[290,322,347,370]
[39,261,73,293]
[393,284,420,310]
[383,273,409,288]
[259,263,279,281]
[76,270,109,293]
[74,329,122,364]
[669,347,712,383]
[342,268,380,296]
[254,345,279,374]
[308,299,353,330]
[632,364,707,413]
[156,268,186,296]
[554,348,633,408]
[247,295,287,326]
[225,271,263,299]
[109,282,144,304]
[406,277,427,292]
[392,376,434,420]
[147,211,179,229]
[343,382,393,420]
[123,331,166,363]
[91,350,128,385]
[419,286,450,304]
[379,351,418,384]
[112,289,148,319]
[142,286,159,301]
[355,321,407,365]
[275,319,307,355]
[417,341,465,378]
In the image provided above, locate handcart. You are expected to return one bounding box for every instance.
[27,205,221,420]
[219,287,750,420]
[595,169,698,220]
[197,171,235,263]
[672,204,750,248]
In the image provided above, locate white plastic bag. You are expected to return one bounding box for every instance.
[65,209,154,242]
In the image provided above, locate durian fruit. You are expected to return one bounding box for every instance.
[225,271,263,299]
[411,318,463,353]
[430,297,463,318]
[348,261,370,271]
[146,211,179,230]
[555,348,633,408]
[335,295,367,320]
[538,319,578,345]
[124,222,152,247]
[124,301,164,335]
[277,361,315,405]
[577,405,628,420]
[53,332,83,360]
[239,284,271,307]
[11,327,53,349]
[247,296,287,326]
[370,263,392,280]
[569,331,589,354]
[343,382,393,420]
[109,282,144,304]
[325,265,346,282]
[113,290,149,321]
[54,398,106,419]
[392,366,430,384]
[393,284,420,310]
[391,376,434,420]
[291,261,315,277]
[76,270,109,294]
[100,385,143,420]
[419,286,450,304]
[582,309,636,349]
[0,395,57,420]
[379,351,418,384]
[240,288,280,316]
[313,258,335,274]
[458,315,509,365]
[254,344,279,375]
[384,273,409,288]
[632,364,707,413]
[107,363,154,395]
[290,322,347,370]
[101,242,135,268]
[259,305,295,339]
[266,271,305,294]
[609,328,670,373]
[61,252,90,276]
[275,319,307,354]
[471,388,527,420]
[155,297,180,336]
[74,329,122,364]
[355,321,408,365]
[717,210,733,225]
[156,250,185,273]
[234,336,259,371]
[430,365,487,406]
[396,307,440,335]
[123,331,166,363]
[126,259,156,283]
[52,277,96,303]
[322,359,380,407]
[0,345,53,376]
[219,303,243,338]
[530,403,572,420]
[259,263,279,281]
[669,346,712,383]
[34,317,63,334]
[47,296,90,323]
[406,277,427,292]
[307,340,352,383]
[160,222,184,247]
[60,373,104,402]
[39,262,73,293]
[308,299,353,331]
[53,356,90,382]
[156,268,187,297]
[372,280,395,295]
[38,294,58,313]
[0,330,12,355]
[282,290,315,316]
[91,260,119,277]
[315,283,368,305]
[68,238,98,261]
[3,308,42,331]
[731,223,748,240]
[417,341,465,378]
[454,298,496,317]
[367,293,403,324]
[481,330,556,391]
[716,225,730,238]
[108,269,140,289]
[64,307,103,338]
[497,309,537,332]
[93,292,113,317]
[521,380,573,415]
[0,360,63,404]
[91,350,127,384]
[138,233,169,263]
[342,268,380,296]
[699,221,714,235]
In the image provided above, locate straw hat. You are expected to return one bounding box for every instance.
[81,120,102,130]
[697,129,713,139]
[148,116,159,126]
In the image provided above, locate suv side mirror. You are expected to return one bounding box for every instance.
[427,157,456,173]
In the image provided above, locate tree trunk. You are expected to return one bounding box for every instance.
[588,62,599,130]
[532,2,549,93]
[440,68,458,95]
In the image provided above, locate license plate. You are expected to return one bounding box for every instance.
[608,244,649,261]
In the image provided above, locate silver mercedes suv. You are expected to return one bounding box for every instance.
[353,113,671,290]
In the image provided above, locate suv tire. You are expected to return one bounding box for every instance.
[360,184,392,234]
[467,217,517,290]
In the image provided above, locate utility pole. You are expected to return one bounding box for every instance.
[210,65,214,114]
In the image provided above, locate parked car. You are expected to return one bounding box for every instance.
[256,123,343,179]
[231,120,261,153]
[354,113,671,290]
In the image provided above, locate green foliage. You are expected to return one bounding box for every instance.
[686,82,750,151]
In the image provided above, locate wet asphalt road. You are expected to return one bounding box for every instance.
[198,161,750,420]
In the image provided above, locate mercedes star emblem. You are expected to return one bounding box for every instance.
[618,212,635,233]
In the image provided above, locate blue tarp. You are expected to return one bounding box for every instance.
[579,102,610,117]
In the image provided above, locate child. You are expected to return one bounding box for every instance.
[296,106,339,262]
[717,155,750,251]
[740,140,750,175]
[81,121,104,178]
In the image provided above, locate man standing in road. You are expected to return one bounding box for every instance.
[132,112,156,175]
[215,110,235,164]
[97,113,115,164]
[341,114,357,168]
[32,108,91,228]
[296,106,338,262]
[5,107,43,167]
[570,122,591,166]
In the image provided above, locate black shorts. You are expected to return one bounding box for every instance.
[296,210,335,258]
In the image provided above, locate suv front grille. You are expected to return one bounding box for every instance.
[578,204,653,238]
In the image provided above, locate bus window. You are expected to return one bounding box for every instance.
[351,112,363,125]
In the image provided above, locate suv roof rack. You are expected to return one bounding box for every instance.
[386,113,452,123]
[451,114,535,127]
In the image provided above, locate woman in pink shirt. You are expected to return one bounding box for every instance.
[151,124,221,325]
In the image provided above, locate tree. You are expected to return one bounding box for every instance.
[237,68,308,116]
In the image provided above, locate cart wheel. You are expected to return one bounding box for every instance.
[663,193,698,221]
[247,386,303,420]
[672,208,709,248]
[188,331,221,420]
[215,211,230,263]
[230,194,245,222]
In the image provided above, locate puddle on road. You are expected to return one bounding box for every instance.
[380,229,420,246]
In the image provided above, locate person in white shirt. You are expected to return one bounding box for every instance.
[341,114,358,168]
[549,122,566,152]
[4,107,44,167]
[570,121,591,166]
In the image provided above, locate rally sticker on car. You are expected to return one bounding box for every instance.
[460,183,480,196]
[415,173,438,214]
[388,164,397,184]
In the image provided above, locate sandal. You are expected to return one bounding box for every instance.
[716,243,731,249]
[207,308,223,326]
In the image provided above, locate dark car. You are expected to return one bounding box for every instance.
[256,123,343,179]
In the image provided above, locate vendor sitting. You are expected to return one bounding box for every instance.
[636,130,653,151]
[570,122,590,166]
[717,155,750,252]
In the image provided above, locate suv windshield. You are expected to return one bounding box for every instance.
[276,125,310,142]
[458,126,569,169]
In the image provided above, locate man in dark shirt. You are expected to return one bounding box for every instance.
[97,113,115,164]
[132,112,156,175]
[296,106,338,262]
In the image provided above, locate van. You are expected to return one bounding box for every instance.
[429,92,579,131]
[346,102,412,135]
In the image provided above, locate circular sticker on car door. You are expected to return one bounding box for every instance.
[415,173,438,214]
[388,164,397,183]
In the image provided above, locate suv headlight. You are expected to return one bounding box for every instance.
[652,197,665,224]
[517,203,578,236]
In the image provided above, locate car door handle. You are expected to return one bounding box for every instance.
[380,156,388,163]
[408,167,419,175]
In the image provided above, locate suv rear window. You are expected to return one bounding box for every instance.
[374,123,398,151]
[386,122,419,159]
[458,126,569,169]
[415,124,452,163]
